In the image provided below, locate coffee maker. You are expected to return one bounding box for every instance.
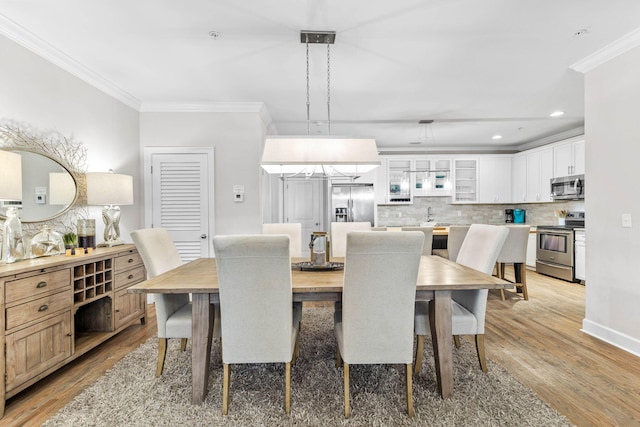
[505,209,514,223]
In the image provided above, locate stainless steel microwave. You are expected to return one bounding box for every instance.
[551,174,584,200]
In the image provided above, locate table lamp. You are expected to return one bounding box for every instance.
[86,170,133,247]
[0,150,24,263]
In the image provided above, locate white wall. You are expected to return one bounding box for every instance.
[0,35,141,242]
[582,44,640,356]
[139,112,264,235]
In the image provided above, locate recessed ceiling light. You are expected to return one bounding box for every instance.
[492,135,502,140]
[574,28,589,37]
[208,31,221,39]
[550,111,565,117]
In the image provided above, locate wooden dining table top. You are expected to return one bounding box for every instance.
[128,255,512,295]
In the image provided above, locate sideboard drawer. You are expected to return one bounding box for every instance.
[6,290,72,330]
[114,266,146,290]
[5,269,70,303]
[114,252,143,272]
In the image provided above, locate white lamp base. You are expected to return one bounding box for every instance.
[98,205,124,247]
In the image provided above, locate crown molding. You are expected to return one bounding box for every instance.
[571,27,640,73]
[515,126,585,151]
[0,14,141,110]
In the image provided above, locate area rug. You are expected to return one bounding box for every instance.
[44,307,571,426]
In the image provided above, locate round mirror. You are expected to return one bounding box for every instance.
[0,150,78,223]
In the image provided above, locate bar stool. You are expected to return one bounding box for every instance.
[495,225,530,300]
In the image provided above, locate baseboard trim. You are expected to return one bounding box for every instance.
[582,319,640,357]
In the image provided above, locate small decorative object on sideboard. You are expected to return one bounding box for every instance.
[31,225,65,257]
[63,230,78,255]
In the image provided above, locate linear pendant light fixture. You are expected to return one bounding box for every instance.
[261,30,380,177]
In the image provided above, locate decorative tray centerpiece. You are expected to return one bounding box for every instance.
[292,261,344,271]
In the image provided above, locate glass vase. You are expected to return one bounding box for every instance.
[31,225,65,258]
[2,207,25,263]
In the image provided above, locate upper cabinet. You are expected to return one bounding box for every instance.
[453,158,478,202]
[511,153,527,203]
[387,158,413,204]
[525,146,554,203]
[554,139,585,177]
[414,158,453,197]
[478,156,511,203]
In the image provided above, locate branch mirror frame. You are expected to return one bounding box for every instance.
[0,120,87,235]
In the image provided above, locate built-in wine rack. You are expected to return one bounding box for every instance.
[73,259,113,305]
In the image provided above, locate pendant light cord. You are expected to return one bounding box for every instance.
[327,41,331,135]
[306,38,311,136]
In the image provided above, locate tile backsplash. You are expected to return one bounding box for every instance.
[377,197,585,227]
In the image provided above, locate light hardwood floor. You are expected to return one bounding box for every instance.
[3,270,640,426]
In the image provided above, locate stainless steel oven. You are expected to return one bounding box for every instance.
[536,211,585,282]
[536,227,575,281]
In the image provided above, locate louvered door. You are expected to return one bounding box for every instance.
[149,151,213,261]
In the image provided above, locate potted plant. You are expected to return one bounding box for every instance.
[63,231,78,254]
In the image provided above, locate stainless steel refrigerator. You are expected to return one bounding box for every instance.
[330,183,375,224]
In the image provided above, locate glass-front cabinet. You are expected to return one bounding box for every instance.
[387,159,412,203]
[413,159,452,197]
[453,158,478,202]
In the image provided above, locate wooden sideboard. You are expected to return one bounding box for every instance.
[0,245,146,417]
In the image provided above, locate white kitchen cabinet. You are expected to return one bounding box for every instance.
[374,158,389,205]
[575,229,586,281]
[478,156,512,203]
[554,139,585,177]
[453,158,478,202]
[526,231,537,268]
[414,158,452,197]
[525,147,553,203]
[387,158,412,204]
[511,153,527,203]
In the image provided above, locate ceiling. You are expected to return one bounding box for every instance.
[2,0,640,153]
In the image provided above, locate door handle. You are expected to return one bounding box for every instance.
[201,234,207,239]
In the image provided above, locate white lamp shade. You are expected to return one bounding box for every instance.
[261,136,380,175]
[86,172,134,206]
[0,150,22,201]
[49,172,76,205]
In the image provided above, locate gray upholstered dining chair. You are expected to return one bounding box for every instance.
[496,225,531,300]
[262,222,302,258]
[213,234,301,415]
[446,225,471,262]
[130,228,220,377]
[330,221,371,258]
[414,224,508,374]
[334,231,424,417]
[401,226,434,256]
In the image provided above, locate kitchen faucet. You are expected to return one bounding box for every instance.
[427,206,434,222]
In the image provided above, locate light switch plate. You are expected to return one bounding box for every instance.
[622,213,632,228]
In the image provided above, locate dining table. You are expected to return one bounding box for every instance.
[128,255,511,405]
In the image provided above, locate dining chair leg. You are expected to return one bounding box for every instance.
[453,335,461,348]
[343,362,351,418]
[499,262,506,300]
[285,362,291,414]
[406,364,414,417]
[519,264,529,301]
[180,338,188,352]
[222,363,231,415]
[292,328,301,365]
[413,335,425,374]
[156,338,167,377]
[475,334,488,373]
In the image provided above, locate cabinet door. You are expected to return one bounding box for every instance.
[554,142,573,177]
[539,148,554,202]
[453,159,477,202]
[512,154,527,203]
[573,140,585,175]
[114,288,145,330]
[526,152,541,202]
[478,157,511,203]
[5,311,72,392]
[374,158,388,204]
